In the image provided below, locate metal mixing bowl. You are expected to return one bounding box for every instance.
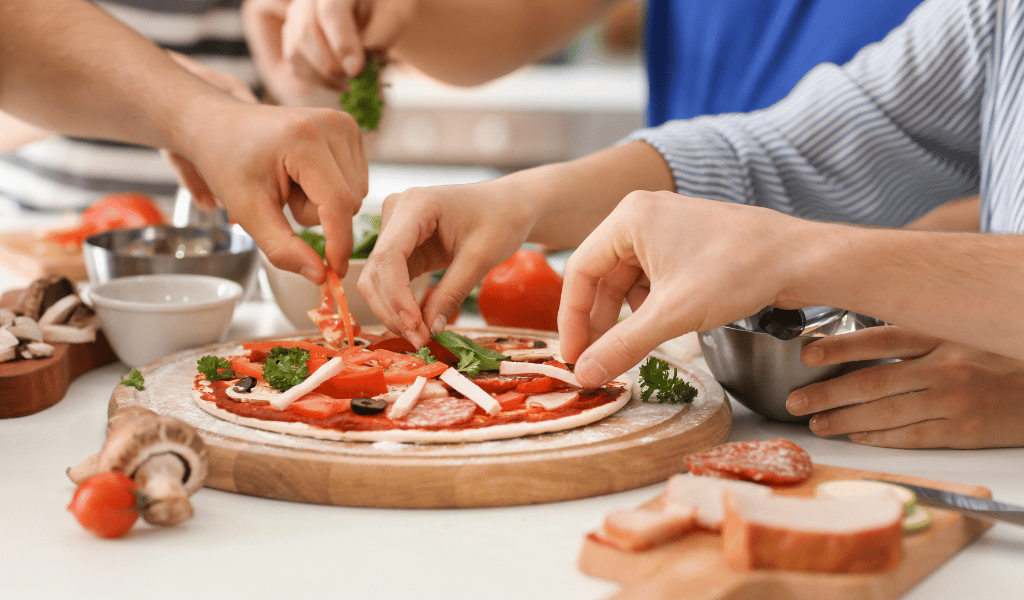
[698,310,887,422]
[82,225,259,298]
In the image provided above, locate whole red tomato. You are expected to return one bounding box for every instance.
[67,471,144,539]
[45,192,165,248]
[478,249,562,331]
[80,192,164,232]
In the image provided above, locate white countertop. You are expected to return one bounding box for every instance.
[2,218,1022,600]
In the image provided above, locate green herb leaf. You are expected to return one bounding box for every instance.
[638,357,698,404]
[197,355,234,381]
[350,214,382,259]
[431,331,509,377]
[263,346,311,392]
[339,51,387,131]
[119,368,145,390]
[297,230,327,260]
[414,347,437,364]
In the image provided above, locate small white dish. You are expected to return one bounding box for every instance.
[86,274,242,367]
[261,254,430,330]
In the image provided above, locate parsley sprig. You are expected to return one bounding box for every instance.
[639,357,698,404]
[197,355,234,381]
[340,51,387,131]
[431,331,508,377]
[119,368,145,390]
[414,347,437,364]
[263,346,311,392]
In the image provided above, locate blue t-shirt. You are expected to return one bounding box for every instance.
[645,0,923,125]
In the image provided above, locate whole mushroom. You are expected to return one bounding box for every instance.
[68,407,208,526]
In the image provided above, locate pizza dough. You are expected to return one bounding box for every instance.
[191,331,634,444]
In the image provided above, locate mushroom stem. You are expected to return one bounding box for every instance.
[134,453,193,526]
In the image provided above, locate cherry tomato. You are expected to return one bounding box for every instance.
[478,249,562,331]
[67,472,143,539]
[45,192,165,248]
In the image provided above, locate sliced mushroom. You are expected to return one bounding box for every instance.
[6,316,43,343]
[41,322,97,344]
[37,293,83,327]
[0,308,14,328]
[15,275,75,320]
[0,328,17,362]
[19,341,55,359]
[67,407,209,527]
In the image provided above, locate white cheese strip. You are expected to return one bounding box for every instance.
[439,367,501,415]
[387,376,428,420]
[269,355,347,410]
[525,390,579,411]
[499,360,580,387]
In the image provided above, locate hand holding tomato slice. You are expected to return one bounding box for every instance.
[67,471,145,539]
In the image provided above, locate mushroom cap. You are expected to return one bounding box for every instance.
[98,410,208,495]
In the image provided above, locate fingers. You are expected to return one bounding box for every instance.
[282,0,348,89]
[801,325,940,367]
[314,0,365,78]
[571,300,675,388]
[234,191,327,283]
[361,0,416,50]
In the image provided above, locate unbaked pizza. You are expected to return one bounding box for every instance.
[190,273,633,443]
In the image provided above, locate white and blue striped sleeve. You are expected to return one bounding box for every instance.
[628,0,994,227]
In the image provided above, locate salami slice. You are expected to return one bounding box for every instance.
[402,396,478,428]
[684,439,812,484]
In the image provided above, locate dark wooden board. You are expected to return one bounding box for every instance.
[0,288,117,418]
[109,327,733,508]
[578,464,994,600]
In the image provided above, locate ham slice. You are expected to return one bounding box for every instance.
[665,474,774,530]
[594,504,697,552]
[721,487,904,573]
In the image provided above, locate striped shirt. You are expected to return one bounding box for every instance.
[0,0,254,212]
[629,0,1024,234]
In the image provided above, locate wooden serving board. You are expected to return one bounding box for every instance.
[0,289,117,418]
[578,464,994,600]
[108,327,732,508]
[0,229,87,282]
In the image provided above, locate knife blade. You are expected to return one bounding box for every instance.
[865,479,1024,527]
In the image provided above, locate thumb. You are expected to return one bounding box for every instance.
[572,300,678,388]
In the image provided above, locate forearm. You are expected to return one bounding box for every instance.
[0,110,51,153]
[510,141,674,248]
[391,0,612,85]
[0,0,230,154]
[786,226,1024,360]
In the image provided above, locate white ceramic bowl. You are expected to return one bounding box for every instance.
[87,274,243,367]
[261,254,431,330]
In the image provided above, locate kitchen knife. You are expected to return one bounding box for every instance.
[865,479,1024,527]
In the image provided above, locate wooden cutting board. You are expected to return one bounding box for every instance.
[578,464,994,600]
[0,289,117,418]
[107,327,732,508]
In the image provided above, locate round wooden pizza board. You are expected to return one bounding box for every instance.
[108,327,732,508]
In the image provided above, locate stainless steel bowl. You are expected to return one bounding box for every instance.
[698,310,887,422]
[82,225,259,298]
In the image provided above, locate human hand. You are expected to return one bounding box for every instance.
[358,179,535,347]
[559,191,810,387]
[161,51,260,211]
[786,326,1024,449]
[244,0,416,98]
[179,98,368,283]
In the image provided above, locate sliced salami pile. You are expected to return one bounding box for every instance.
[684,438,812,484]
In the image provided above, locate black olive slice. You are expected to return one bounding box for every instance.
[232,376,257,393]
[530,340,548,348]
[351,397,387,416]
